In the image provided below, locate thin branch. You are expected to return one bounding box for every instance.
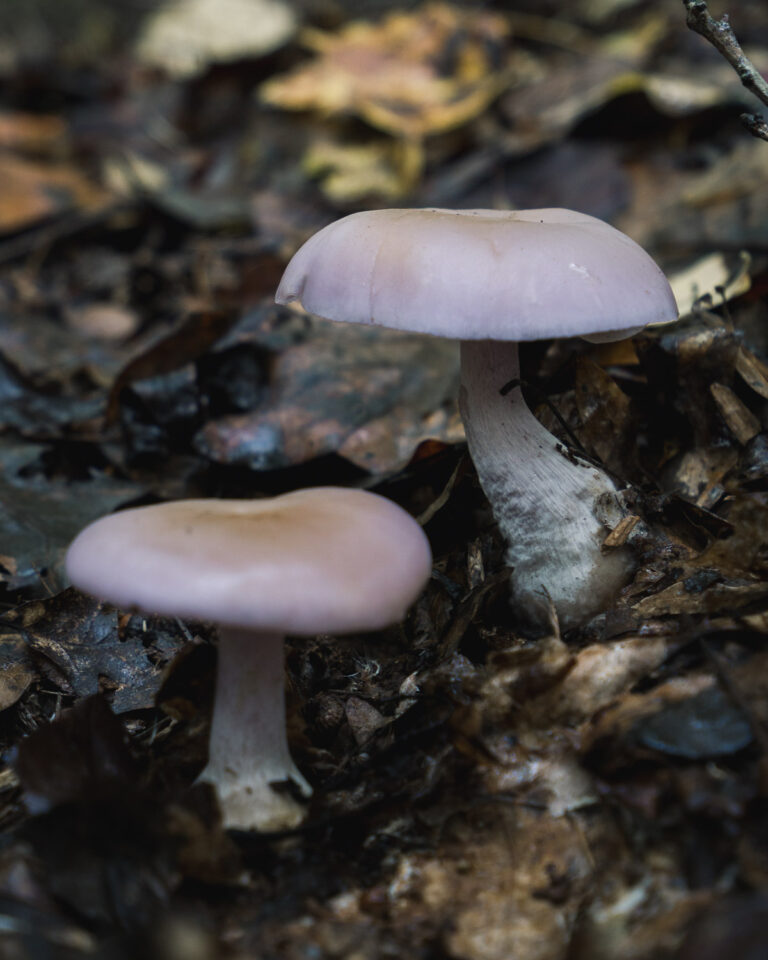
[683,0,768,142]
[741,112,768,143]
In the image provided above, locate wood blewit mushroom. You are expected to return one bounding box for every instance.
[65,487,432,831]
[276,208,678,628]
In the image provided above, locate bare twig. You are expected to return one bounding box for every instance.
[683,0,768,142]
[742,113,768,142]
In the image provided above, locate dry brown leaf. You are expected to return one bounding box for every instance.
[710,382,761,444]
[0,153,110,234]
[579,673,715,756]
[386,807,592,960]
[261,3,513,139]
[632,579,768,618]
[736,345,768,400]
[524,635,678,728]
[665,445,739,508]
[667,252,752,319]
[0,111,66,153]
[303,138,410,203]
[573,356,632,472]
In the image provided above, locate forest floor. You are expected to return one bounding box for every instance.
[1,0,768,957]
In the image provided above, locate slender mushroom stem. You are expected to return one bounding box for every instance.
[459,340,633,628]
[198,627,311,831]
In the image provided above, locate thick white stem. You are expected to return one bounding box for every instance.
[198,627,311,831]
[459,340,633,628]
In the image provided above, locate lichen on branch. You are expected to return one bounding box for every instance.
[682,0,768,142]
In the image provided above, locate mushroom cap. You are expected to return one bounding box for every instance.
[65,488,432,635]
[276,207,678,341]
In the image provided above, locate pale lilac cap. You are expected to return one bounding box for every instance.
[275,208,678,341]
[65,488,432,635]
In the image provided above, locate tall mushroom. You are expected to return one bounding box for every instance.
[66,487,432,831]
[276,208,678,627]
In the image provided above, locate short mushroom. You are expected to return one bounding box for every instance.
[65,487,432,831]
[276,208,678,627]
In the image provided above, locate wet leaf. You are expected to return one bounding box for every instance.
[9,589,187,712]
[573,356,633,473]
[0,441,145,591]
[637,685,753,759]
[107,310,238,423]
[14,694,137,810]
[14,696,177,931]
[0,634,36,711]
[196,319,459,473]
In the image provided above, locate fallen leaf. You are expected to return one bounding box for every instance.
[637,685,753,759]
[106,310,238,424]
[0,111,66,153]
[0,153,110,235]
[261,3,513,139]
[14,694,137,810]
[0,635,35,711]
[666,252,751,320]
[10,589,187,712]
[196,320,459,473]
[0,444,146,591]
[135,0,296,78]
[303,138,411,204]
[736,345,768,401]
[710,382,761,445]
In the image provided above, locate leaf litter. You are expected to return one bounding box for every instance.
[0,0,768,957]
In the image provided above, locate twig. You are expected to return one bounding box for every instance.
[682,0,768,142]
[742,113,768,141]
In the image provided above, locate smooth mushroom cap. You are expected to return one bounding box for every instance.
[65,487,432,635]
[275,207,678,340]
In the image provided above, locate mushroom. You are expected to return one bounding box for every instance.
[65,487,432,831]
[275,208,678,628]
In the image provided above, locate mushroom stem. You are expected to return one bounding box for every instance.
[198,627,311,832]
[459,339,633,628]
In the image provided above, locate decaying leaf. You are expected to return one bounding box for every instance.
[196,319,459,472]
[0,439,145,591]
[0,153,110,234]
[637,684,753,759]
[736,345,768,401]
[261,3,514,140]
[303,138,412,204]
[7,589,186,712]
[573,356,633,473]
[14,694,137,810]
[0,111,66,153]
[0,634,36,712]
[667,252,752,320]
[106,310,239,424]
[663,444,738,509]
[709,382,761,445]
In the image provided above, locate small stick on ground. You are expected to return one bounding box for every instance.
[682,0,768,143]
